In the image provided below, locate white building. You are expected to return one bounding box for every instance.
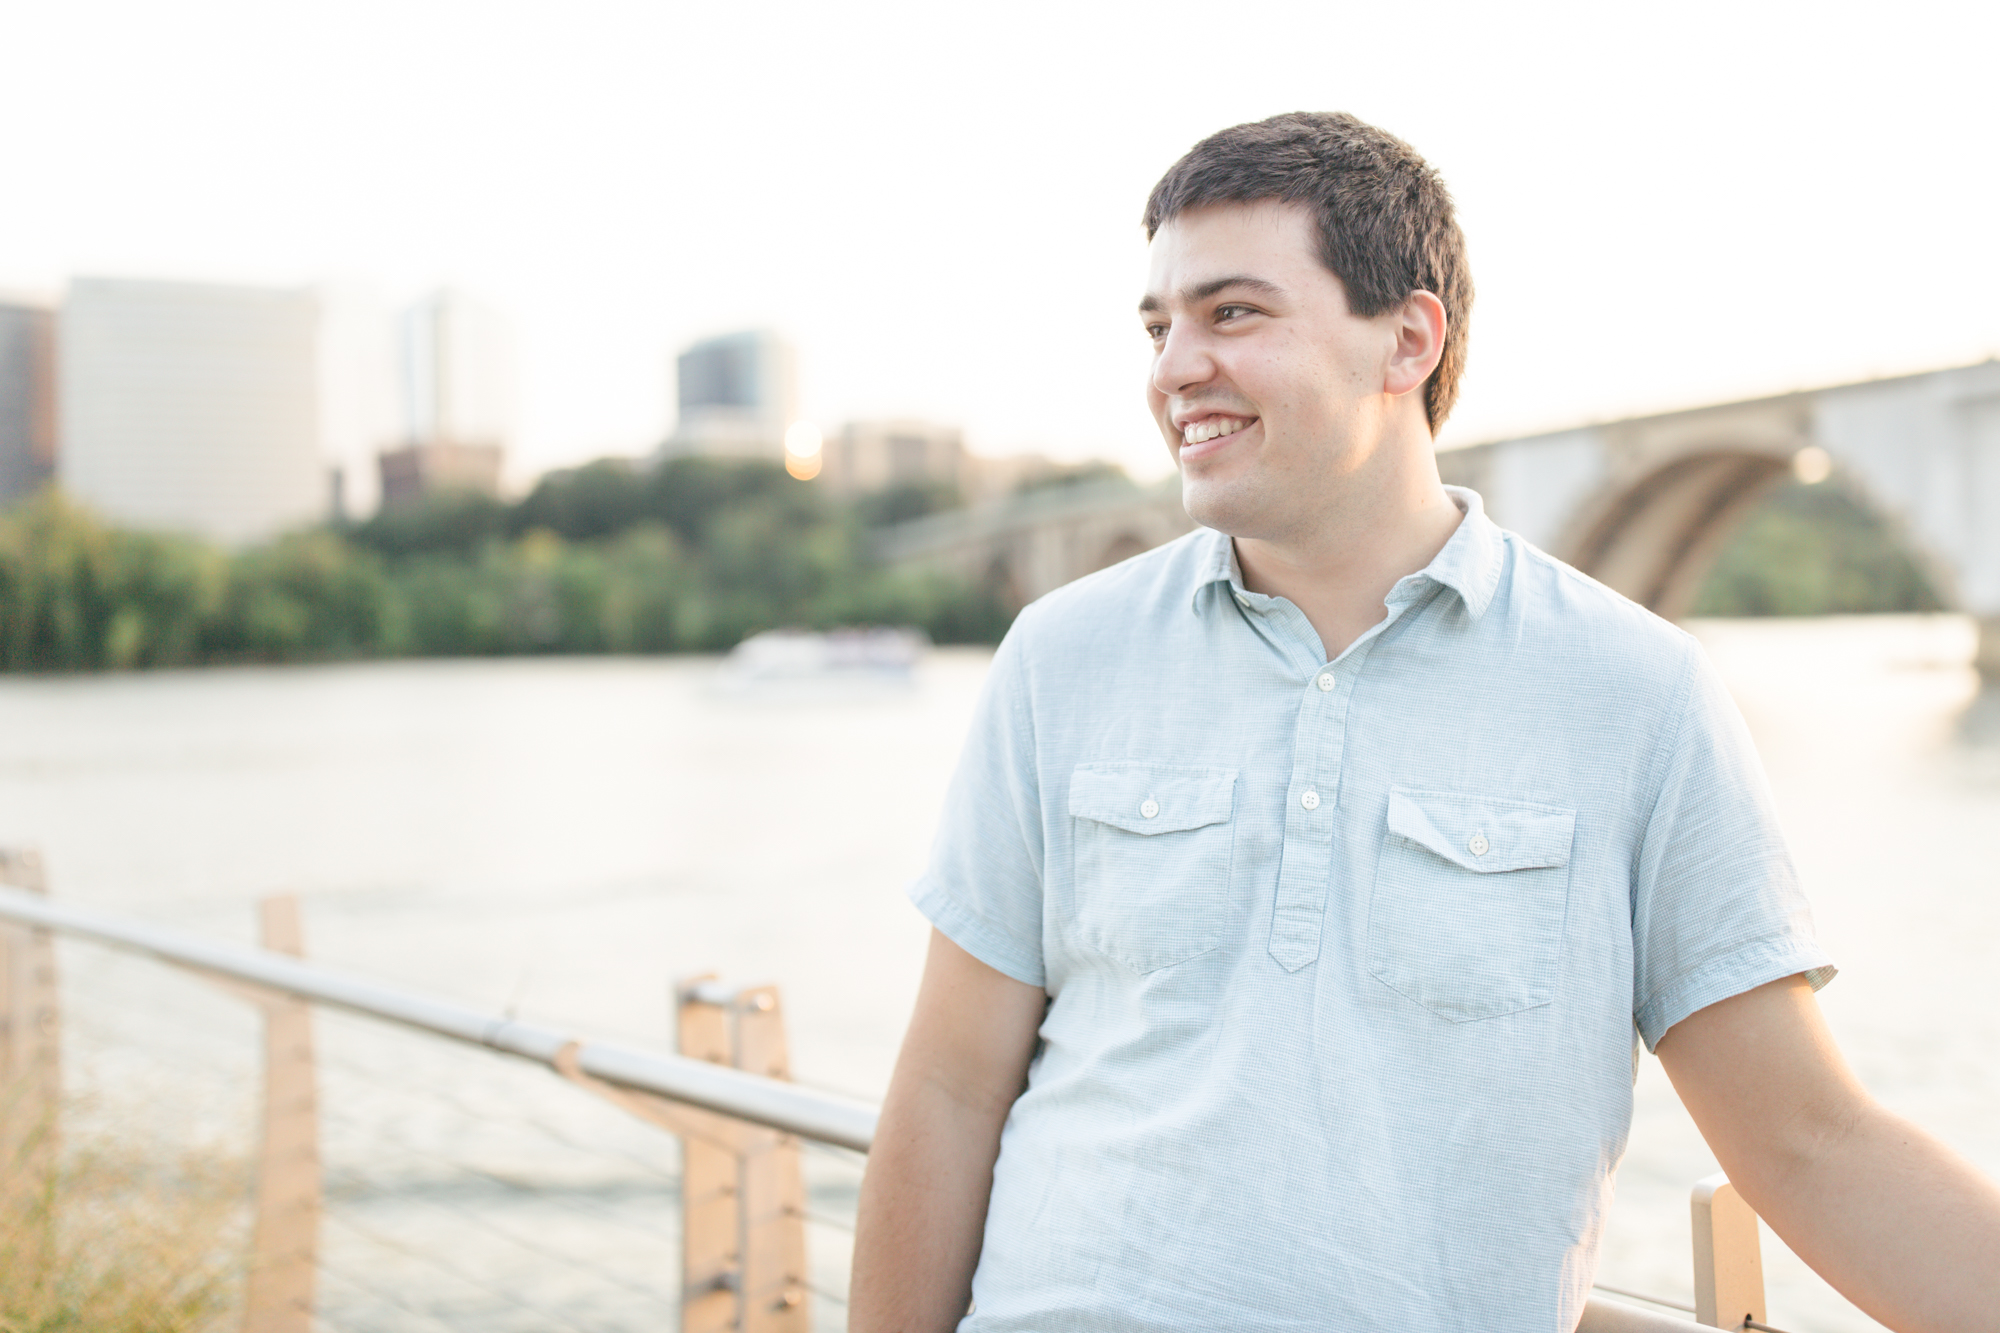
[661,329,797,460]
[59,277,395,543]
[401,288,513,452]
[378,289,514,507]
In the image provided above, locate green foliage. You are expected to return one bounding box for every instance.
[854,481,964,527]
[0,493,227,672]
[507,459,648,543]
[1691,481,1946,617]
[0,460,1011,671]
[345,488,505,558]
[8,462,1951,673]
[211,532,394,662]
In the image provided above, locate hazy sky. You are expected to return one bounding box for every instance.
[4,0,1996,484]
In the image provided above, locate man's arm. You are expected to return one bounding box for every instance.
[851,928,1046,1333]
[1656,975,2000,1330]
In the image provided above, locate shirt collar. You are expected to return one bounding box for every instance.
[1189,485,1502,621]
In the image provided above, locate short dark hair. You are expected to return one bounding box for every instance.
[1143,112,1472,433]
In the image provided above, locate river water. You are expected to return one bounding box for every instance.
[0,616,1993,1331]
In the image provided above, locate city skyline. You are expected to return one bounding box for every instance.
[3,0,1996,488]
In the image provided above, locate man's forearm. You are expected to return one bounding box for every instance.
[1661,978,2000,1331]
[850,1069,1011,1332]
[850,929,1044,1333]
[1744,1102,2000,1332]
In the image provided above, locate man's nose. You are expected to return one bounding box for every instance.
[1150,324,1215,398]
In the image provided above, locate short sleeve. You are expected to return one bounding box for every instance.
[1631,639,1836,1051]
[907,625,1048,988]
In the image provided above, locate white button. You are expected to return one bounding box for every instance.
[1300,789,1320,811]
[1235,595,1251,608]
[1468,833,1489,856]
[1316,672,1335,692]
[1140,798,1160,820]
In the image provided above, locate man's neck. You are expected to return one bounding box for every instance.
[1233,458,1463,663]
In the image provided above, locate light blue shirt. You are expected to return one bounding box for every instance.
[909,487,1835,1333]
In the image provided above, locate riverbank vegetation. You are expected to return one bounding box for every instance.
[0,459,1010,672]
[0,463,1948,673]
[0,1133,242,1331]
[1689,479,1946,617]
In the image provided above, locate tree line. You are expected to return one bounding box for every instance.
[0,458,1012,672]
[1689,480,1945,618]
[0,459,1948,673]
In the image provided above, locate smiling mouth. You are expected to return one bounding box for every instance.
[1182,416,1256,446]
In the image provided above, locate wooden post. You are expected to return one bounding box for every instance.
[672,977,809,1333]
[731,984,808,1333]
[467,972,817,1331]
[0,848,60,1279]
[242,896,319,1333]
[1692,1173,1766,1329]
[678,975,743,1333]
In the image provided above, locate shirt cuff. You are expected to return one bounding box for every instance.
[1637,936,1838,1053]
[907,875,1046,989]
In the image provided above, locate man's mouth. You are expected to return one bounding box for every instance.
[1182,416,1256,446]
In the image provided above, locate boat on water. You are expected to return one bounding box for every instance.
[715,626,930,693]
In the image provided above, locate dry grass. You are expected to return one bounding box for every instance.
[0,1112,247,1333]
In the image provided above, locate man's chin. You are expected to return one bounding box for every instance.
[1179,473,1260,536]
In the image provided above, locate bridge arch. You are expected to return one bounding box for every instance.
[873,480,1197,614]
[1438,360,2000,669]
[1565,449,1794,619]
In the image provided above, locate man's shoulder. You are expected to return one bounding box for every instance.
[1488,527,1701,691]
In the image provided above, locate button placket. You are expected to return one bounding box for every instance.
[1263,595,1427,970]
[1268,651,1373,972]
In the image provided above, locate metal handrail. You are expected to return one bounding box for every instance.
[0,885,1734,1330]
[1580,1297,1698,1330]
[0,886,877,1152]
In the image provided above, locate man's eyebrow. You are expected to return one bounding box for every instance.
[1137,275,1287,315]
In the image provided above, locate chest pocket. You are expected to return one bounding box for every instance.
[1368,786,1576,1022]
[1068,763,1238,974]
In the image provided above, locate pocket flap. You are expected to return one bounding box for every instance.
[1386,787,1575,872]
[1070,763,1237,835]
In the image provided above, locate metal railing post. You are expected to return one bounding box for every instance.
[1692,1172,1766,1329]
[241,896,320,1333]
[0,849,60,1282]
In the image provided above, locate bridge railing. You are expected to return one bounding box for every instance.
[0,861,1789,1332]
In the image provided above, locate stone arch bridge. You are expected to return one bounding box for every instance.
[878,361,2000,670]
[873,478,1197,613]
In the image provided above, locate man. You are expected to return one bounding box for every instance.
[851,113,2000,1331]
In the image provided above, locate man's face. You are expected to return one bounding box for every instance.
[1141,200,1403,540]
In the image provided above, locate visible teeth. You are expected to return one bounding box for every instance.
[1182,416,1252,445]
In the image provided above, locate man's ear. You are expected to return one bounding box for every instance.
[1383,291,1447,400]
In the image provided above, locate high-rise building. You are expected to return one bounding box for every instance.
[377,289,514,508]
[0,301,58,507]
[58,278,342,543]
[661,330,797,460]
[819,419,967,495]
